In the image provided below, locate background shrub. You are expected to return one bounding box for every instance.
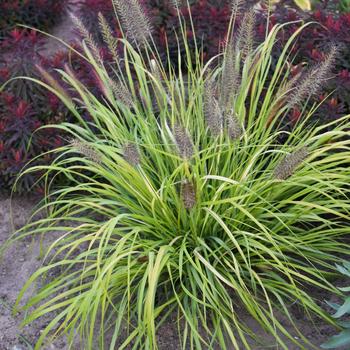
[0,0,68,40]
[0,29,68,193]
[0,0,69,193]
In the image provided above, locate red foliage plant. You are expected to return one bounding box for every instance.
[0,0,68,40]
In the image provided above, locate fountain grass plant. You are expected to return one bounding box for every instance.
[3,0,350,349]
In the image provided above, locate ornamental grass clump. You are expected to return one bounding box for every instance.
[4,1,350,349]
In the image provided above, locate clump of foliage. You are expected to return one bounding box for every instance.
[6,1,350,349]
[0,91,63,192]
[321,262,350,349]
[0,29,47,110]
[0,0,71,192]
[0,27,110,193]
[0,0,68,40]
[0,29,68,193]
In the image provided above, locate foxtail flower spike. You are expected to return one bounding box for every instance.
[237,8,256,61]
[70,14,101,63]
[288,45,338,109]
[221,44,240,110]
[173,123,194,160]
[70,139,102,164]
[204,78,223,136]
[123,143,141,166]
[98,12,119,64]
[109,79,134,108]
[231,0,244,17]
[273,147,309,180]
[181,180,196,209]
[226,110,243,140]
[113,0,152,47]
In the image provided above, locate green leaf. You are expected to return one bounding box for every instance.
[342,261,350,270]
[326,301,341,311]
[333,298,350,318]
[336,264,350,278]
[338,321,350,329]
[321,330,350,349]
[339,0,350,12]
[294,0,311,10]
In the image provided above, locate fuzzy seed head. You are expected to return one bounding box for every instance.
[288,46,338,109]
[181,180,196,209]
[70,14,101,63]
[173,123,194,160]
[110,79,134,108]
[208,99,223,136]
[98,12,119,64]
[123,143,140,166]
[231,0,244,16]
[204,79,223,136]
[273,147,309,180]
[70,139,102,164]
[221,45,240,110]
[237,8,256,61]
[113,0,152,47]
[226,110,243,140]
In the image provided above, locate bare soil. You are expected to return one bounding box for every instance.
[0,194,347,350]
[0,195,79,350]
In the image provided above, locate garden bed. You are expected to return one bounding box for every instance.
[1,1,350,349]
